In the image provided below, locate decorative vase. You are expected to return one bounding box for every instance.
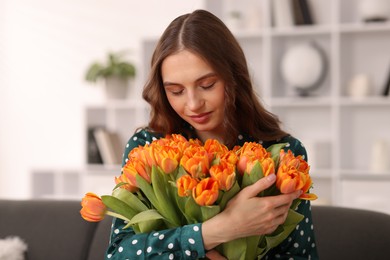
[358,0,390,22]
[370,139,390,173]
[104,76,129,100]
[347,74,372,98]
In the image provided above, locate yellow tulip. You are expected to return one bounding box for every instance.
[80,192,107,222]
[193,178,219,206]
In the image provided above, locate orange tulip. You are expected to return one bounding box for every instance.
[220,151,238,166]
[115,167,139,193]
[180,146,210,179]
[156,134,200,155]
[177,175,198,197]
[209,160,236,191]
[203,139,229,163]
[80,192,107,222]
[126,158,151,183]
[193,178,219,206]
[236,142,274,176]
[260,157,276,177]
[129,145,156,169]
[153,145,180,173]
[276,150,317,200]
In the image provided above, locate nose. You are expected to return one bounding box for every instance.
[186,90,204,111]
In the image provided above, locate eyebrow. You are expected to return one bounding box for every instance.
[163,72,217,87]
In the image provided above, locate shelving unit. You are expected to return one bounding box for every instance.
[202,0,390,213]
[30,1,390,215]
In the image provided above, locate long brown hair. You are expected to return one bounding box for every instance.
[142,9,287,148]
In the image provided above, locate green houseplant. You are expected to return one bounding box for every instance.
[85,51,136,99]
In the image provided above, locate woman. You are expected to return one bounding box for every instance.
[106,9,318,259]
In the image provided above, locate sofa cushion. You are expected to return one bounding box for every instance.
[312,205,390,260]
[87,217,112,260]
[0,200,97,260]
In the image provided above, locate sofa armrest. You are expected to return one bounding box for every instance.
[0,200,97,260]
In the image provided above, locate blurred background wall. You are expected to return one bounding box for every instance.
[0,0,203,198]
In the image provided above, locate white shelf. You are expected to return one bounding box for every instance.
[339,96,390,106]
[339,22,390,33]
[270,97,333,107]
[270,25,333,37]
[340,170,390,181]
[204,0,390,214]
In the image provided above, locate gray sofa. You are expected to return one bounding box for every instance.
[1,200,390,260]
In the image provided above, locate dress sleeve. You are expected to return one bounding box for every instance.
[264,136,319,260]
[105,129,206,259]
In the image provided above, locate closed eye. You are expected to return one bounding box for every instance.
[200,82,216,90]
[170,89,184,95]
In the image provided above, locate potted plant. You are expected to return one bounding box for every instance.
[85,51,136,100]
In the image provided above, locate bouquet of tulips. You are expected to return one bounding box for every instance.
[80,134,317,259]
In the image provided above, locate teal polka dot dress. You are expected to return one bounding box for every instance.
[105,129,319,259]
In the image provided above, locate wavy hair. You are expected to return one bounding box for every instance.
[142,9,287,148]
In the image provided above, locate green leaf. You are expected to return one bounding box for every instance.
[136,174,158,207]
[184,196,202,223]
[258,209,304,258]
[124,209,167,233]
[242,161,263,189]
[127,209,164,225]
[218,181,240,210]
[267,143,287,167]
[175,195,194,224]
[101,195,137,221]
[245,236,262,260]
[151,166,181,227]
[137,218,165,233]
[200,205,220,221]
[175,166,187,180]
[217,238,247,260]
[249,161,264,183]
[266,142,287,156]
[111,188,148,213]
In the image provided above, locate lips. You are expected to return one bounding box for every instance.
[189,112,212,124]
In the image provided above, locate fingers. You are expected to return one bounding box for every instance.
[240,174,276,198]
[274,190,302,208]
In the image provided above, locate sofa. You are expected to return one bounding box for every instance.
[1,199,390,260]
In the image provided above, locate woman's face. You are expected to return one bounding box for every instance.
[161,50,226,143]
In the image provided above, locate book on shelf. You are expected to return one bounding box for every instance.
[272,0,294,28]
[93,128,123,165]
[87,127,103,164]
[292,0,315,25]
[382,64,390,96]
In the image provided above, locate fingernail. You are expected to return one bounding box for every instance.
[266,174,276,182]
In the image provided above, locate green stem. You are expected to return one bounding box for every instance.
[106,210,129,222]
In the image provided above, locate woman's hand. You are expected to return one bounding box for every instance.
[201,173,301,250]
